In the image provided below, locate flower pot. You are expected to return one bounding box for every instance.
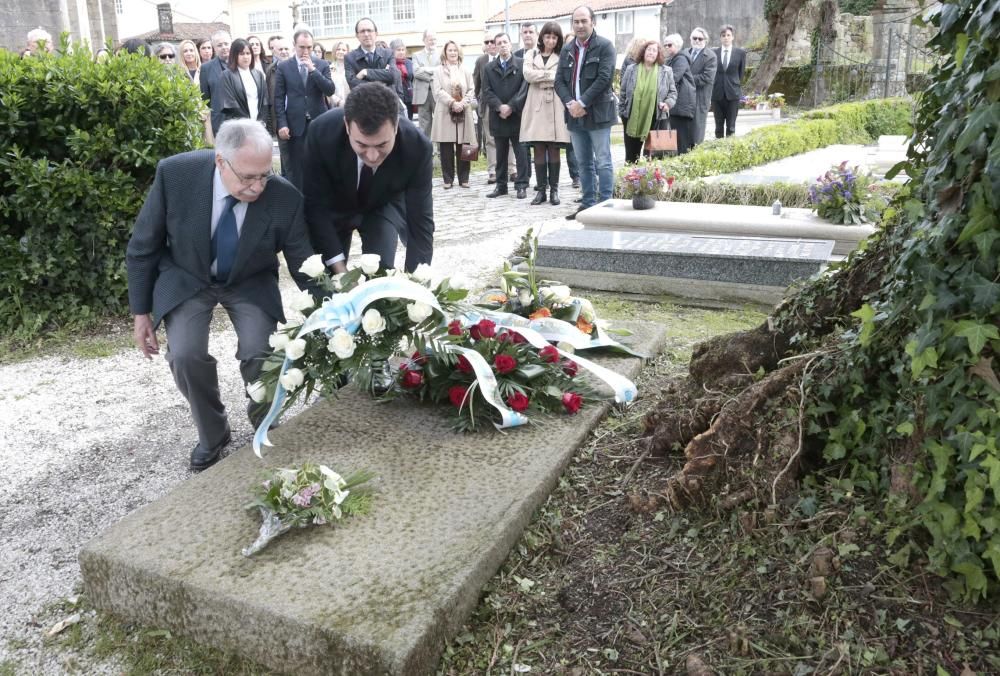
[771,107,781,120]
[755,102,769,111]
[632,195,656,210]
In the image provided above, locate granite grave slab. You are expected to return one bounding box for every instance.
[80,322,665,675]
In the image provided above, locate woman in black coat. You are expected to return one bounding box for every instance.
[664,34,697,155]
[221,38,269,124]
[390,39,415,114]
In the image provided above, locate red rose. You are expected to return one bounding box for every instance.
[456,355,473,373]
[539,345,560,363]
[497,331,511,343]
[562,359,579,377]
[509,332,527,345]
[477,319,497,338]
[448,385,468,408]
[448,320,463,336]
[506,391,530,412]
[410,350,427,365]
[561,392,583,414]
[401,369,423,389]
[493,353,517,374]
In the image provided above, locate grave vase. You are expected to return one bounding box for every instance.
[771,107,782,120]
[632,195,656,210]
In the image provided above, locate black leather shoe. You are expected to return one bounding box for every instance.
[565,208,582,221]
[190,428,232,471]
[549,188,560,205]
[516,188,527,199]
[487,187,508,198]
[248,403,279,431]
[530,189,546,204]
[571,177,581,188]
[487,175,497,184]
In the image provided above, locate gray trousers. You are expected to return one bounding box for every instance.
[417,90,434,137]
[164,285,275,449]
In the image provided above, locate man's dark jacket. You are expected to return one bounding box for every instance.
[667,52,696,119]
[199,57,228,135]
[554,30,617,131]
[301,109,434,272]
[481,56,527,137]
[274,56,336,137]
[344,46,397,92]
[712,46,746,102]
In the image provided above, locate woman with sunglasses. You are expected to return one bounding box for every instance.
[220,38,269,125]
[154,42,177,66]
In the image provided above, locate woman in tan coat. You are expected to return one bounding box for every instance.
[520,22,570,205]
[431,40,477,189]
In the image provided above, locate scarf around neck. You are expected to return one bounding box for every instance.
[626,63,659,139]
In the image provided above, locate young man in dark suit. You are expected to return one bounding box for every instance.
[482,33,529,199]
[127,120,316,471]
[274,28,336,190]
[199,30,231,137]
[344,17,398,93]
[712,24,746,138]
[302,83,434,274]
[686,26,718,145]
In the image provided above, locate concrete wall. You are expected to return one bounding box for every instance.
[659,0,767,50]
[2,0,116,53]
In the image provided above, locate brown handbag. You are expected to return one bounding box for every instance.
[457,122,479,162]
[646,117,677,155]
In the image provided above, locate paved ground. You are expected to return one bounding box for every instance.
[0,112,786,674]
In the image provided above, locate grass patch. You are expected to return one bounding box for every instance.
[0,316,133,365]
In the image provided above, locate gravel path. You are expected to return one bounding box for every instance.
[0,171,580,673]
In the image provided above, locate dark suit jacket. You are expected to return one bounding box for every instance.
[554,30,617,131]
[344,46,397,92]
[482,57,527,137]
[126,150,315,327]
[712,47,746,102]
[686,47,718,113]
[221,68,269,123]
[302,109,434,272]
[473,53,492,101]
[274,56,336,137]
[199,57,228,134]
[667,52,696,119]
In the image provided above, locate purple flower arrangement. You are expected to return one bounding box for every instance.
[809,161,878,225]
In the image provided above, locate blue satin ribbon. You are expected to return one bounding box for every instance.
[452,346,529,429]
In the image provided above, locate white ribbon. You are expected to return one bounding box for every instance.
[452,346,529,429]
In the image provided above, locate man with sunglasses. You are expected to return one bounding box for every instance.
[686,26,717,145]
[127,120,317,471]
[474,32,512,184]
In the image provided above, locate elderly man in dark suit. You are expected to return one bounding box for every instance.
[199,29,232,137]
[664,33,697,154]
[686,26,718,145]
[712,24,747,138]
[344,17,398,93]
[275,28,336,190]
[302,83,434,274]
[555,5,618,219]
[483,33,529,199]
[127,120,316,471]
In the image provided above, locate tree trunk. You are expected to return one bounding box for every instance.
[746,0,810,94]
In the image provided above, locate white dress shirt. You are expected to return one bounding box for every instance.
[238,67,259,120]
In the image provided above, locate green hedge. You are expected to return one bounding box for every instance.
[0,41,204,337]
[614,98,913,196]
[660,181,814,208]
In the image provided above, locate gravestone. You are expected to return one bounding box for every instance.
[534,229,834,306]
[80,322,665,676]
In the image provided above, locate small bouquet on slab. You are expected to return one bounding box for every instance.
[618,160,674,209]
[809,161,882,225]
[242,463,375,556]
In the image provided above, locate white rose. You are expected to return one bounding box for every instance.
[361,308,386,335]
[448,274,469,291]
[284,338,307,361]
[288,289,314,312]
[327,329,356,359]
[331,273,345,291]
[518,288,534,306]
[540,285,572,304]
[283,315,303,329]
[298,254,327,279]
[356,274,367,286]
[269,331,290,351]
[577,298,596,322]
[411,263,434,283]
[279,367,305,391]
[406,301,433,323]
[359,254,381,275]
[246,380,268,403]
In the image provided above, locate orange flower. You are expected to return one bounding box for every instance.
[485,293,508,303]
[529,307,552,320]
[576,317,594,335]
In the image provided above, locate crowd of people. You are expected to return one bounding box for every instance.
[24,13,746,216]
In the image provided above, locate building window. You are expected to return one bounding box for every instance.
[298,0,419,34]
[394,0,415,23]
[445,0,472,21]
[115,0,123,15]
[615,10,633,34]
[249,9,281,33]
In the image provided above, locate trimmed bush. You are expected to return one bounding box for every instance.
[0,42,204,337]
[614,98,912,195]
[660,180,814,208]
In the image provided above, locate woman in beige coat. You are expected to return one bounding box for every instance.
[520,21,570,205]
[431,41,477,188]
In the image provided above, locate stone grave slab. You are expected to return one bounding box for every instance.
[534,229,833,306]
[576,200,873,257]
[80,321,665,676]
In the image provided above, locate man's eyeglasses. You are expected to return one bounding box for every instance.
[159,53,175,60]
[664,42,674,47]
[224,159,273,186]
[691,36,705,41]
[484,40,494,45]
